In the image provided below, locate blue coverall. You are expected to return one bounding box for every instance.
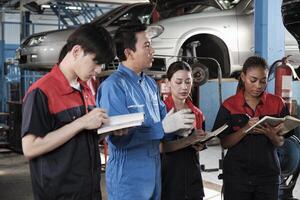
[96,64,167,200]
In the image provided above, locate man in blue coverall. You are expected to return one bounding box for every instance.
[96,23,196,200]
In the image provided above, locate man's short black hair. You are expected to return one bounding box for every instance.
[58,23,115,64]
[114,22,147,61]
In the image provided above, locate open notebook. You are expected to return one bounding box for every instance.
[245,115,300,135]
[192,123,228,144]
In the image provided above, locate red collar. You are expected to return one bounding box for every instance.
[50,64,90,95]
[164,95,197,113]
[236,90,267,107]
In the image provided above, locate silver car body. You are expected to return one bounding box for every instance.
[17,3,153,69]
[18,28,74,69]
[151,0,299,76]
[18,0,299,76]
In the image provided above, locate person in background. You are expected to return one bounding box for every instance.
[213,56,293,200]
[160,61,207,200]
[97,23,196,200]
[21,24,115,200]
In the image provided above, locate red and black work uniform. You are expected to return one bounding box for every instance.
[21,65,101,200]
[161,95,205,200]
[213,90,293,200]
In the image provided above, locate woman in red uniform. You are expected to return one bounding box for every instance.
[213,56,292,200]
[160,61,207,200]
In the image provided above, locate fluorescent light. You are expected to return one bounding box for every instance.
[66,6,82,10]
[41,4,82,10]
[41,4,50,9]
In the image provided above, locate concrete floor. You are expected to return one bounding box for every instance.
[0,145,299,200]
[200,145,300,200]
[0,149,32,200]
[0,148,108,200]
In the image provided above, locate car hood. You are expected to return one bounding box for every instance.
[152,9,235,39]
[21,28,76,46]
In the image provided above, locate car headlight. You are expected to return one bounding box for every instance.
[27,35,46,46]
[147,25,164,39]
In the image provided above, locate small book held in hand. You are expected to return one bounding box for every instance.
[193,123,228,144]
[97,112,144,135]
[245,115,300,135]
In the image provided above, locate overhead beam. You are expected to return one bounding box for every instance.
[2,0,20,8]
[21,0,51,5]
[56,0,149,4]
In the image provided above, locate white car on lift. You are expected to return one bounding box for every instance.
[150,0,299,79]
[17,0,299,79]
[17,3,154,70]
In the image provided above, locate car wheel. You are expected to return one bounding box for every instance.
[180,34,230,79]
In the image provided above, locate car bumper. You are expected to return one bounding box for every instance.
[17,42,65,70]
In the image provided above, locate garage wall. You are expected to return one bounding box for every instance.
[0,13,60,112]
[2,13,60,44]
[0,3,117,112]
[200,80,238,131]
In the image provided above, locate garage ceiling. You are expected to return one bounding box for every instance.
[32,0,149,3]
[74,0,149,3]
[1,0,220,13]
[0,0,18,8]
[0,0,149,6]
[0,0,149,10]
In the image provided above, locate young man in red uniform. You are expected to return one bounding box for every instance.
[21,24,115,200]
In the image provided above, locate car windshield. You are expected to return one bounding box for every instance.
[158,0,242,18]
[110,4,154,26]
[218,0,241,9]
[94,0,242,26]
[93,4,125,24]
[190,0,242,12]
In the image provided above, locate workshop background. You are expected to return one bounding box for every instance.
[0,0,299,199]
